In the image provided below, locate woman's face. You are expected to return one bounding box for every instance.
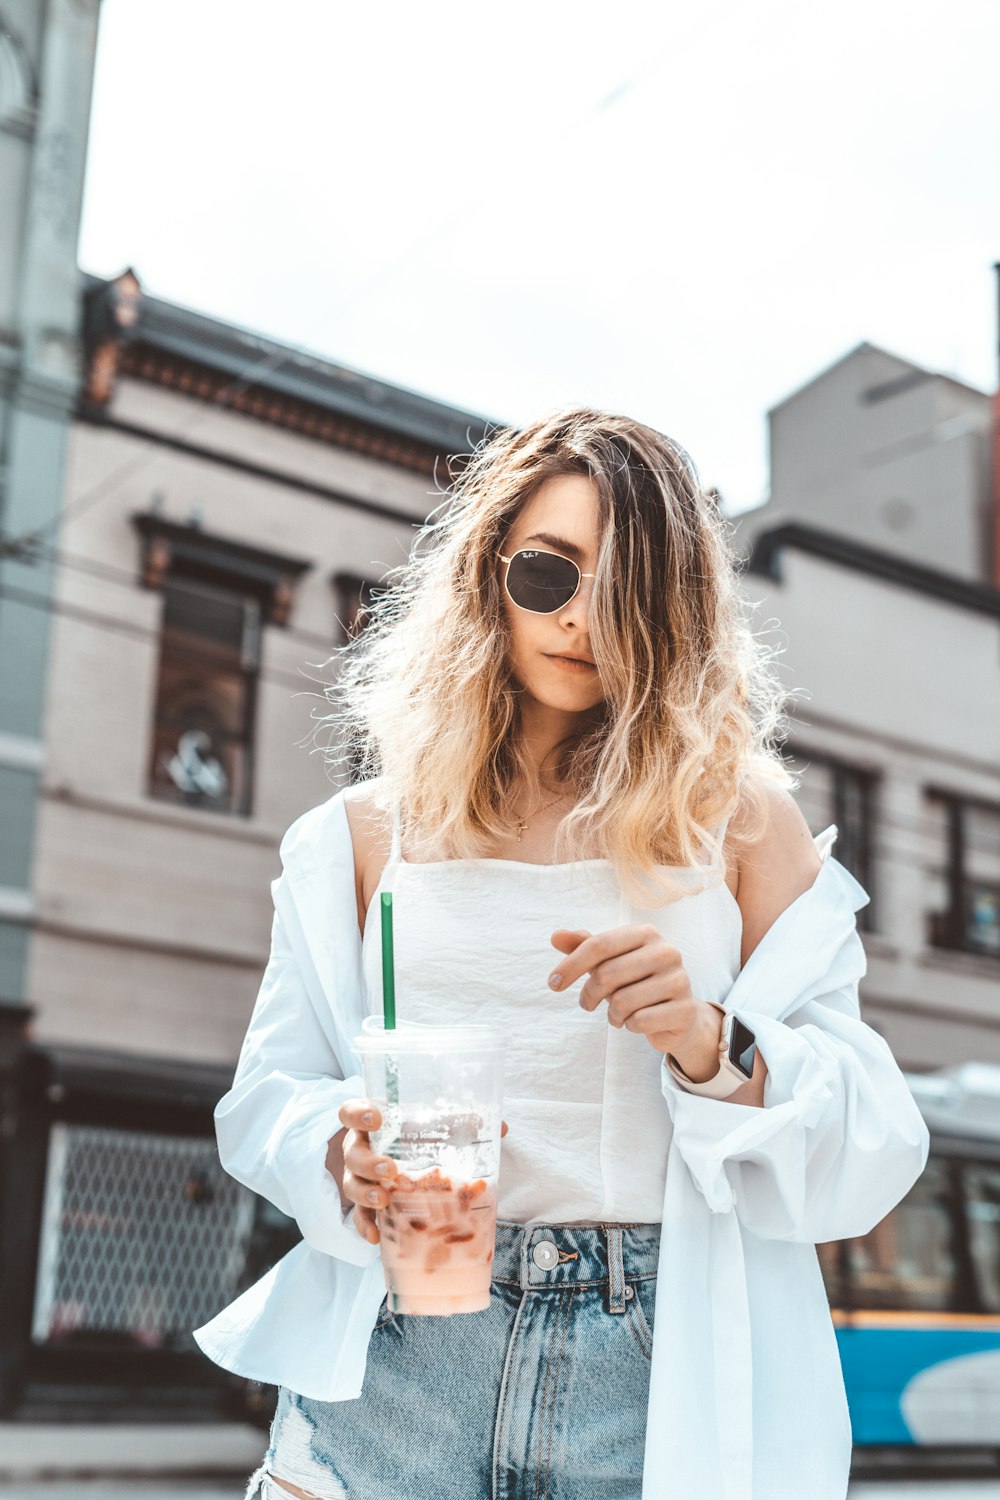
[499,473,607,714]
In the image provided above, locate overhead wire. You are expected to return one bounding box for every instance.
[0,0,752,558]
[3,0,995,885]
[1,570,997,869]
[0,578,339,699]
[1,530,359,653]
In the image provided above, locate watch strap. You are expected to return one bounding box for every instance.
[666,1004,747,1099]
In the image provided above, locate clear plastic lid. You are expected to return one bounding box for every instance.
[353,1015,504,1055]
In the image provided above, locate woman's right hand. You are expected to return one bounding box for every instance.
[337,1098,395,1245]
[336,1100,510,1244]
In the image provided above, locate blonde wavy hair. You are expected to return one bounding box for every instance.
[314,406,799,908]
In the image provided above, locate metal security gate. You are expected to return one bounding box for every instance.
[32,1122,256,1349]
[0,1041,299,1422]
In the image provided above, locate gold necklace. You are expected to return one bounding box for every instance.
[510,790,569,842]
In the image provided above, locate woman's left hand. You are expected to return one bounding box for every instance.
[548,925,724,1082]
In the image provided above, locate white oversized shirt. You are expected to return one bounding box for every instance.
[193,788,929,1500]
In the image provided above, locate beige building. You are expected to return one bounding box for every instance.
[29,270,494,1067]
[4,267,494,1425]
[8,289,999,1436]
[731,341,1000,1071]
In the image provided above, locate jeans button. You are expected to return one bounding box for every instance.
[532,1238,558,1270]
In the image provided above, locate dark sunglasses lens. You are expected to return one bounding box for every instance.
[506,551,580,612]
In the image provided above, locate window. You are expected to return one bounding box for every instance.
[133,512,312,818]
[788,747,877,930]
[332,570,379,644]
[147,575,260,817]
[925,791,1000,958]
[964,1162,1000,1312]
[818,1155,961,1312]
[818,1154,1000,1316]
[331,570,381,786]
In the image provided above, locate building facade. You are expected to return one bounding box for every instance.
[730,342,1000,1070]
[1,267,496,1422]
[4,256,998,1427]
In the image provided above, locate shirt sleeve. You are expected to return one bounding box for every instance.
[212,870,377,1268]
[660,961,930,1243]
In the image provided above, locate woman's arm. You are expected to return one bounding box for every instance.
[685,787,823,1107]
[213,867,377,1267]
[661,787,930,1242]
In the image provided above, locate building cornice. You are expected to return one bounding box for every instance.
[746,521,1000,620]
[79,270,502,476]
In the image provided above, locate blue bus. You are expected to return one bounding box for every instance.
[818,1062,1000,1447]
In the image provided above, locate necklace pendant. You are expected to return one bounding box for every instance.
[515,819,527,841]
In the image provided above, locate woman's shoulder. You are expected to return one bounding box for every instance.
[728,782,823,967]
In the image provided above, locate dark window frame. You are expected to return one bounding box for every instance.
[330,570,383,787]
[146,571,261,818]
[131,513,311,821]
[926,787,1000,961]
[820,1140,1000,1317]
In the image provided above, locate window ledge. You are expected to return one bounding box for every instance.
[917,944,1000,978]
[132,511,312,626]
[42,782,284,847]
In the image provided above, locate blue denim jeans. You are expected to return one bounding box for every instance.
[245,1219,660,1500]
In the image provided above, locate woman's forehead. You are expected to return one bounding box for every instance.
[510,474,602,550]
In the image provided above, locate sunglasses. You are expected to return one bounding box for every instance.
[498,549,596,614]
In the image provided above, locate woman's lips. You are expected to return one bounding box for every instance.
[546,654,597,673]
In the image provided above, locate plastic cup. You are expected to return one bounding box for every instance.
[353,1017,505,1316]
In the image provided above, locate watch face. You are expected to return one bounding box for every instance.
[728,1017,757,1080]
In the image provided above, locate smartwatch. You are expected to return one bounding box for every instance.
[666,1003,758,1099]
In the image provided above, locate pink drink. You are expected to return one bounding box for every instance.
[354,1018,505,1318]
[378,1168,497,1315]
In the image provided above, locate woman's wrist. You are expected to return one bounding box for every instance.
[667,1003,725,1083]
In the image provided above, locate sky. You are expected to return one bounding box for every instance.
[77,0,1000,517]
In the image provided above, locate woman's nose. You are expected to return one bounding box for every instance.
[561,575,595,619]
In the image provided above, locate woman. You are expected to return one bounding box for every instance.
[194,408,928,1500]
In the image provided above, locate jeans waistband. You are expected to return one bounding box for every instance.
[491,1220,660,1309]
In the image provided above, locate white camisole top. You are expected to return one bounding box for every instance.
[362,803,742,1226]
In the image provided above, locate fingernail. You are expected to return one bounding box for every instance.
[548,973,563,990]
[361,1110,375,1126]
[367,1188,381,1204]
[375,1161,392,1175]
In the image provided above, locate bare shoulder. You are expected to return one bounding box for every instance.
[728,782,823,968]
[343,780,392,939]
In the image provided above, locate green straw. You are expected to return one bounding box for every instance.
[380,891,396,1030]
[380,892,400,1145]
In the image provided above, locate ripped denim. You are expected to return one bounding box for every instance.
[243,1218,659,1500]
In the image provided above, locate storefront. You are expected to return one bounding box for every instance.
[0,1016,296,1426]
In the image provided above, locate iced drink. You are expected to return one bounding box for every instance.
[354,1019,504,1316]
[379,1168,498,1315]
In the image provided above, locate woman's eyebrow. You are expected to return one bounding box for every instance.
[524,532,586,561]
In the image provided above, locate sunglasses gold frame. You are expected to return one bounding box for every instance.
[497,549,596,615]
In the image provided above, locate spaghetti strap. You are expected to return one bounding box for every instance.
[389,795,402,862]
[700,807,732,872]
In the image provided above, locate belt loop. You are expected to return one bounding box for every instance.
[519,1227,532,1291]
[606,1226,627,1314]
